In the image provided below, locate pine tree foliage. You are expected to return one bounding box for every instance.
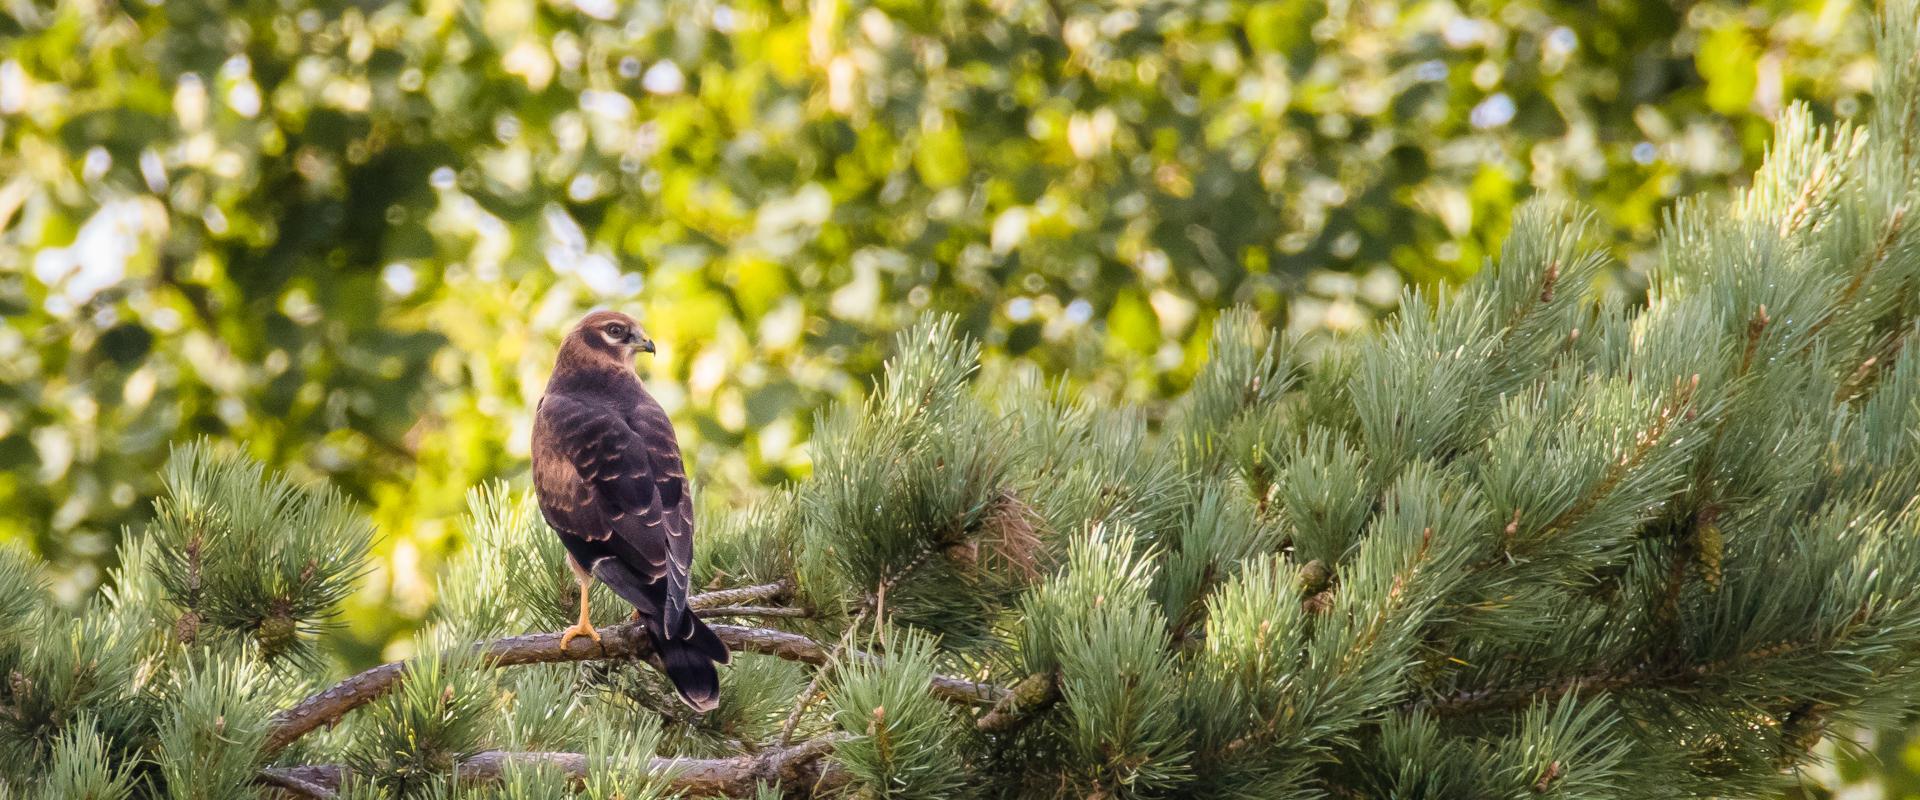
[37,715,139,800]
[825,631,970,798]
[7,4,1920,798]
[151,442,373,662]
[342,640,498,797]
[155,657,281,800]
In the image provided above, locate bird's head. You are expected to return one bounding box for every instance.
[566,310,656,365]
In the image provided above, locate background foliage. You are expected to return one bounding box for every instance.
[0,0,1905,790]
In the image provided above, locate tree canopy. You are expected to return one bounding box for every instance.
[0,0,1874,635]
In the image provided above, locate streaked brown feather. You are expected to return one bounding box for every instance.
[531,312,725,710]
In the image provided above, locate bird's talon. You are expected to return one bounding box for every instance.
[561,623,601,650]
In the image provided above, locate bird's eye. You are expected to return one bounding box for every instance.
[606,324,627,337]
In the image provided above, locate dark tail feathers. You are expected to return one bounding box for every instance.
[584,557,731,710]
[653,612,731,712]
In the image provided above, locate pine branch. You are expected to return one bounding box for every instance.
[1775,137,1858,238]
[1417,639,1815,717]
[1523,373,1702,549]
[257,769,336,799]
[1808,203,1909,341]
[1837,329,1910,402]
[260,734,852,799]
[975,672,1059,733]
[701,605,814,619]
[1496,259,1559,344]
[264,620,1009,756]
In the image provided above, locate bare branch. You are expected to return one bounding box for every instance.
[975,672,1058,733]
[257,768,339,799]
[690,580,794,610]
[701,605,813,619]
[265,616,1007,756]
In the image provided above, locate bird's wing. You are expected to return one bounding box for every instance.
[624,396,695,591]
[532,393,691,623]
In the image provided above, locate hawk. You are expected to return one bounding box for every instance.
[531,310,730,710]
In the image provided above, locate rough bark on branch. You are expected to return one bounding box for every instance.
[261,735,850,799]
[701,605,814,619]
[975,671,1058,733]
[265,610,1007,755]
[690,580,794,609]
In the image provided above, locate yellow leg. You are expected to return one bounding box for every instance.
[560,575,601,650]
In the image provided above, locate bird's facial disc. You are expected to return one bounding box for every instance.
[597,320,655,356]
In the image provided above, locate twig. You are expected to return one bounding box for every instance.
[700,605,814,619]
[781,608,870,746]
[1417,639,1810,717]
[257,768,338,799]
[779,540,940,746]
[1807,203,1908,343]
[265,620,1007,756]
[260,735,851,799]
[975,672,1059,733]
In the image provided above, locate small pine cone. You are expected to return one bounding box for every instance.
[1693,520,1724,591]
[7,670,32,703]
[945,539,979,569]
[1297,559,1332,595]
[256,613,299,658]
[174,610,201,646]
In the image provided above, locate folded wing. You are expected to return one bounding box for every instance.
[532,392,695,637]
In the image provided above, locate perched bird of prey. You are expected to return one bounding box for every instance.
[532,310,731,710]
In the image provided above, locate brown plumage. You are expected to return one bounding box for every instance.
[531,310,730,711]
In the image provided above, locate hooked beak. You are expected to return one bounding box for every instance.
[635,337,656,354]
